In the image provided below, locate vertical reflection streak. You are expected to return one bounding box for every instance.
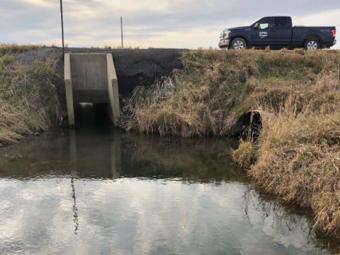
[69,130,79,234]
[71,173,79,234]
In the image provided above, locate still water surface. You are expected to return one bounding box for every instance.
[0,127,338,255]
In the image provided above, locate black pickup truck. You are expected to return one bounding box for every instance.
[219,16,336,50]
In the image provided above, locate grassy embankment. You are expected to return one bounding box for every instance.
[0,45,61,146]
[124,49,340,239]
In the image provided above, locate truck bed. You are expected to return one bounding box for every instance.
[291,26,336,47]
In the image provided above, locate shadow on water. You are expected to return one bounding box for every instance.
[0,126,242,183]
[0,105,339,254]
[0,99,243,182]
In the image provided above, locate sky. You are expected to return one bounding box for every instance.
[0,0,339,49]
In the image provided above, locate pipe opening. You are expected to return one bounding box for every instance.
[231,111,262,141]
[75,103,111,127]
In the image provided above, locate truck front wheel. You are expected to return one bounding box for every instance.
[230,38,247,50]
[304,39,320,50]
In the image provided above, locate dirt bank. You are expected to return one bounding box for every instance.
[124,49,340,240]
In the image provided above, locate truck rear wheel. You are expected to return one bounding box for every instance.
[230,38,247,50]
[304,39,320,50]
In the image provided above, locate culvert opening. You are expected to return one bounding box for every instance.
[64,53,120,126]
[75,103,111,126]
[231,111,262,141]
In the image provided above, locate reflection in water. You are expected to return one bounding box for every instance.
[0,127,338,255]
[0,127,239,182]
[71,173,79,234]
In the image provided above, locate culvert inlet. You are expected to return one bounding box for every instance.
[74,103,111,126]
[64,53,120,126]
[230,111,262,140]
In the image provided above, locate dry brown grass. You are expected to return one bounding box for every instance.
[234,71,340,239]
[0,54,61,146]
[124,49,340,137]
[231,140,255,169]
[0,44,44,57]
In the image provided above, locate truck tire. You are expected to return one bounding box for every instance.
[230,38,247,50]
[304,39,320,50]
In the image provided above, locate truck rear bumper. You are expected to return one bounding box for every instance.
[219,39,230,48]
[325,39,337,48]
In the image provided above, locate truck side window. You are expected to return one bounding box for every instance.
[259,23,269,30]
[274,17,291,28]
[257,17,273,30]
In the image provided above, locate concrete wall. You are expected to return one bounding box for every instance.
[64,53,75,125]
[71,53,109,104]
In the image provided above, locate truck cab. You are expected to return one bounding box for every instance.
[219,16,336,50]
[251,17,292,46]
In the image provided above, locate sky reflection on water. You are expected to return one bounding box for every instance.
[0,128,337,255]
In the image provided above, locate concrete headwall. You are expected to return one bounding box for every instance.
[70,54,108,103]
[64,52,121,125]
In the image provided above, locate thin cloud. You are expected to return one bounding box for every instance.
[0,0,339,48]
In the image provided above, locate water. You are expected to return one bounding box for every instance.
[0,127,338,255]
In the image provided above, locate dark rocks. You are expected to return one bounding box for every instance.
[111,48,184,97]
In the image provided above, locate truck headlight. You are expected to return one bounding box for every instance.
[220,30,230,40]
[224,30,230,38]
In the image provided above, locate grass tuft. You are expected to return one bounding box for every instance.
[0,53,61,146]
[232,140,255,169]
